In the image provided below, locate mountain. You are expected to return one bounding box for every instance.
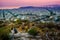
[20,6,35,8]
[16,5,60,11]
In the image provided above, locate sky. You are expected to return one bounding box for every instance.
[0,0,60,9]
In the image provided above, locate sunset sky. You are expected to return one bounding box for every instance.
[0,0,60,9]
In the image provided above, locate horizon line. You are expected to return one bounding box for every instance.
[0,5,60,9]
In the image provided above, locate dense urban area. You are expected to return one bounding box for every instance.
[0,7,60,40]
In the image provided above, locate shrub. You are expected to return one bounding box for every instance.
[0,33,10,40]
[28,28,38,36]
[0,27,10,40]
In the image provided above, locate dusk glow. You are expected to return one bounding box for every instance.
[0,0,60,9]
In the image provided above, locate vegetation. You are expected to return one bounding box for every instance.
[0,21,5,27]
[0,19,60,40]
[0,27,11,40]
[28,28,38,36]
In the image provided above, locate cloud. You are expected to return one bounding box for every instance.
[0,0,60,9]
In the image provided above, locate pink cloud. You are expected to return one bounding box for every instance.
[0,0,60,9]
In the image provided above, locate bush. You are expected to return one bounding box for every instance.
[0,27,10,40]
[0,33,10,40]
[0,21,4,24]
[28,28,38,36]
[0,21,6,27]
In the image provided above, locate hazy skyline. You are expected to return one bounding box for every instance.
[0,0,60,9]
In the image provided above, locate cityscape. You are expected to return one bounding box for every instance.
[0,0,60,40]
